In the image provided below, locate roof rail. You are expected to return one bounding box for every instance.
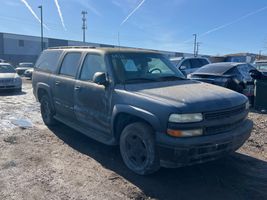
[48,46,96,49]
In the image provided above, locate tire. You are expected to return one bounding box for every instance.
[120,122,160,175]
[40,95,57,126]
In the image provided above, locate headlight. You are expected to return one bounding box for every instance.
[167,128,203,137]
[169,113,203,123]
[245,101,250,110]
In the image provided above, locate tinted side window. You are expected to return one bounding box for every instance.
[237,64,253,80]
[80,54,106,81]
[181,60,191,69]
[200,59,209,66]
[35,50,62,72]
[60,52,81,77]
[191,59,204,68]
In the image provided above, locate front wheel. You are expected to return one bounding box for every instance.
[40,95,57,126]
[120,122,160,175]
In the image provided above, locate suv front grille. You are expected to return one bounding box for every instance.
[0,78,13,85]
[204,104,246,120]
[205,120,244,135]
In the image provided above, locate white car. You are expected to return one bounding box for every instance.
[170,57,210,77]
[0,63,22,92]
[15,62,34,76]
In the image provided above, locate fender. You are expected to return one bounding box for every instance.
[36,83,55,111]
[111,104,162,134]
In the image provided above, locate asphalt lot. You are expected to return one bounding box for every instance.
[0,78,266,200]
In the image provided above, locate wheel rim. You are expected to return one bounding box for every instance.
[125,134,148,168]
[41,100,51,122]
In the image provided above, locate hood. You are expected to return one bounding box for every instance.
[0,73,19,79]
[125,80,247,113]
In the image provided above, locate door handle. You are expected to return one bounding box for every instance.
[74,86,81,91]
[55,81,61,86]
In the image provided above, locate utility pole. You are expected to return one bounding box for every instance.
[38,5,44,51]
[196,42,201,57]
[258,50,262,60]
[193,34,197,57]
[81,11,88,43]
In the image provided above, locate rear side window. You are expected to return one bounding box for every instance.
[35,50,62,72]
[190,59,207,68]
[60,52,81,77]
[79,54,106,81]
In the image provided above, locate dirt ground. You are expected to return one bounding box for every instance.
[0,79,266,200]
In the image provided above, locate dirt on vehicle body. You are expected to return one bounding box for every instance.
[0,79,266,200]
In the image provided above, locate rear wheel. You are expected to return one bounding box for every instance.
[120,122,160,175]
[40,95,57,126]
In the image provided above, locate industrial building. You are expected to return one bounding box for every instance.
[0,32,187,65]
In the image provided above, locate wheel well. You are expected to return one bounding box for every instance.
[113,113,153,143]
[37,88,48,102]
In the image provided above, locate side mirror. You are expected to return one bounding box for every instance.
[93,72,108,86]
[179,66,187,70]
[249,69,262,79]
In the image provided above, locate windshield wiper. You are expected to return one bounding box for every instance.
[156,75,186,81]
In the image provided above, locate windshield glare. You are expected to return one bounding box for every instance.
[0,65,15,73]
[110,53,184,83]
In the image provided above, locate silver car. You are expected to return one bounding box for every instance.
[0,63,22,92]
[170,57,210,77]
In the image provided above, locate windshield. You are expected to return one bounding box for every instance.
[0,65,15,73]
[110,53,184,83]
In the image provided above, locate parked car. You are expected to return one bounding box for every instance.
[0,63,22,92]
[188,62,256,103]
[254,60,267,75]
[170,57,210,77]
[15,62,34,75]
[0,59,6,63]
[24,68,34,79]
[32,47,253,175]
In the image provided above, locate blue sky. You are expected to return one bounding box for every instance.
[1,0,267,55]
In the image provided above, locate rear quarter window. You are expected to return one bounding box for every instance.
[35,50,62,73]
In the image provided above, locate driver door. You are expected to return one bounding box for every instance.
[74,53,111,134]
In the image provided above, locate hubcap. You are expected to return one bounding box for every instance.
[125,134,148,167]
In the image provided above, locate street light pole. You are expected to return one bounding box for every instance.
[193,34,197,57]
[81,11,88,43]
[38,5,44,51]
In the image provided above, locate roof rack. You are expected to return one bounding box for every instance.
[48,46,96,49]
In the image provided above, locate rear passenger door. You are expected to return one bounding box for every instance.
[53,52,82,120]
[74,53,110,134]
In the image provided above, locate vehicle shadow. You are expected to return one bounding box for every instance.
[49,123,267,200]
[0,91,26,96]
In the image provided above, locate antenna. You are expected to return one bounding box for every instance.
[81,11,87,43]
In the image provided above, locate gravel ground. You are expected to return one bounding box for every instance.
[0,79,266,200]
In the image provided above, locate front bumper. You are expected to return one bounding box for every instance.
[156,119,253,168]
